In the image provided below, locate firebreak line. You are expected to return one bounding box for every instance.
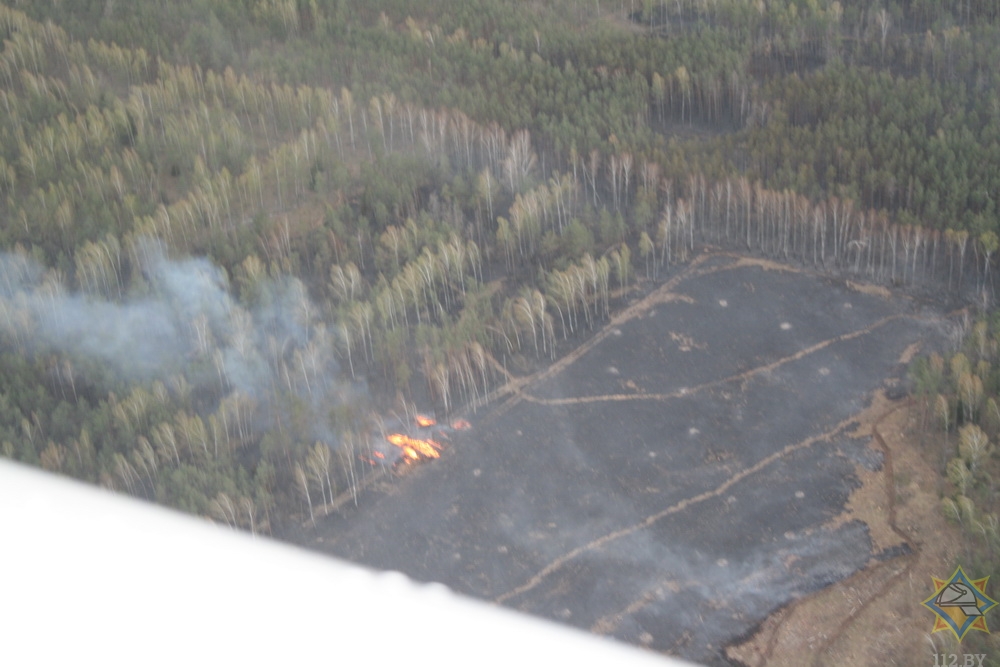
[479,252,719,425]
[519,313,904,407]
[494,414,858,605]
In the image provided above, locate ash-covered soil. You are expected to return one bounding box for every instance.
[287,253,950,666]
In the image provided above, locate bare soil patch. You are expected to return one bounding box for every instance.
[727,393,968,667]
[847,280,893,300]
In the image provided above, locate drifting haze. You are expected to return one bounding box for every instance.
[0,242,345,441]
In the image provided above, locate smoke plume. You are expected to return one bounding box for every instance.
[0,241,346,443]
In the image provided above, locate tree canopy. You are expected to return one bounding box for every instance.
[2,0,1000,531]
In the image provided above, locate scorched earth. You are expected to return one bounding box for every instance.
[288,251,950,666]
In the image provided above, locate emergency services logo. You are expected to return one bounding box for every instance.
[922,566,997,641]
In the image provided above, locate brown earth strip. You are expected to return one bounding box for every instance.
[726,391,967,667]
[479,252,718,423]
[495,415,861,605]
[521,314,905,407]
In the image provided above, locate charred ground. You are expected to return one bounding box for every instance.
[285,251,951,666]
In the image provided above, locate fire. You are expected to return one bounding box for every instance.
[451,419,471,430]
[377,410,455,465]
[360,450,388,466]
[387,433,441,460]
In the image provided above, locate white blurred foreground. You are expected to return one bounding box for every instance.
[0,459,698,666]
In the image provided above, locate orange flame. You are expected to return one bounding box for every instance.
[361,450,389,466]
[387,433,441,460]
[416,415,436,427]
[451,419,471,430]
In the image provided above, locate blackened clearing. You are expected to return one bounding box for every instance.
[291,253,949,666]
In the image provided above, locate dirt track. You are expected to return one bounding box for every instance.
[288,250,952,666]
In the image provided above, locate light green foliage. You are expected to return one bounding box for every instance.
[947,457,973,496]
[951,352,972,380]
[958,423,994,475]
[941,496,961,524]
[922,316,1000,622]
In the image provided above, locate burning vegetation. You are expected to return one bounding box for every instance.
[360,413,460,468]
[387,433,442,461]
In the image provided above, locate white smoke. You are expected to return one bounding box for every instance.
[0,241,345,441]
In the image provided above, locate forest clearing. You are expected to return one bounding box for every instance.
[293,250,959,665]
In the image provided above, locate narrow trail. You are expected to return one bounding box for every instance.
[491,251,930,607]
[479,252,717,425]
[586,398,933,663]
[299,252,773,530]
[521,313,906,407]
[494,415,859,605]
[480,249,919,420]
[591,584,674,635]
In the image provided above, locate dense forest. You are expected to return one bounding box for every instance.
[2,0,1000,532]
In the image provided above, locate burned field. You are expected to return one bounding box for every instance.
[300,253,949,665]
